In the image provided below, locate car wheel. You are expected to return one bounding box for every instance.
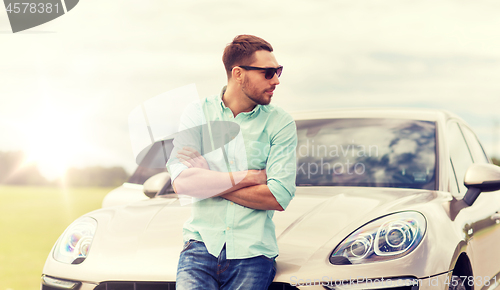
[449,275,467,290]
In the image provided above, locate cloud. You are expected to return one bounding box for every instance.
[2,0,500,171]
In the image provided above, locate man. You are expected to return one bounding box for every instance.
[167,35,297,290]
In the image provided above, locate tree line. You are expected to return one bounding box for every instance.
[1,151,499,187]
[0,151,129,187]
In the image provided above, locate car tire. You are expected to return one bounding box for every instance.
[449,275,467,290]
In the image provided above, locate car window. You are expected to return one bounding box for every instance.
[460,125,489,164]
[295,118,436,190]
[128,139,172,185]
[447,122,473,194]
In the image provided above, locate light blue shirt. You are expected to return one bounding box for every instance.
[167,87,297,259]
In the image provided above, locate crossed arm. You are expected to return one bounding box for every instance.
[172,147,284,211]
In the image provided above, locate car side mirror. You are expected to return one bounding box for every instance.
[462,163,500,205]
[143,172,171,198]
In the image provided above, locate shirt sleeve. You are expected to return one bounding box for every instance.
[266,114,297,210]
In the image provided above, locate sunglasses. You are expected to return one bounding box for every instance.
[238,65,283,79]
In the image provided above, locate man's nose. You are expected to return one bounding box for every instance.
[270,73,280,85]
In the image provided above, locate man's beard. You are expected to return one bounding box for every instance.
[242,76,273,106]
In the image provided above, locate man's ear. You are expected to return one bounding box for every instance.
[231,66,244,83]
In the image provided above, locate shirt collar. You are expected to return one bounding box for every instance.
[219,86,268,115]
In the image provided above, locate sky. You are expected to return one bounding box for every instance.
[1,0,500,180]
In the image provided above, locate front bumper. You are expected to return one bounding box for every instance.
[41,272,451,290]
[41,275,96,290]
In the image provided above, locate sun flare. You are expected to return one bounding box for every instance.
[16,103,89,181]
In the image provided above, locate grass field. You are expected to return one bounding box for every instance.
[0,185,112,290]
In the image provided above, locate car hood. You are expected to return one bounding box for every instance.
[44,186,448,283]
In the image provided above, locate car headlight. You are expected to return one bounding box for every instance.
[53,216,97,264]
[330,211,426,265]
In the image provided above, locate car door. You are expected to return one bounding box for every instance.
[459,124,500,281]
[448,120,500,283]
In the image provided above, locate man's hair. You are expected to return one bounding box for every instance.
[222,35,273,79]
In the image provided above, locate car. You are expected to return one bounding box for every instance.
[41,108,500,290]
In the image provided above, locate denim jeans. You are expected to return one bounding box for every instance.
[176,240,276,290]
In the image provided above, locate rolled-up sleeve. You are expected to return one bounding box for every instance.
[266,117,297,210]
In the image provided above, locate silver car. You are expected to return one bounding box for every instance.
[41,108,500,290]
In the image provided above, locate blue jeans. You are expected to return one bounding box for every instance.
[176,240,276,290]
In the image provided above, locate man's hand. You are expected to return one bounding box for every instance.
[176,147,209,170]
[220,184,283,211]
[246,169,267,185]
[219,169,283,211]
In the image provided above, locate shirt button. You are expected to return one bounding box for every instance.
[230,202,234,205]
[230,161,234,165]
[226,227,230,230]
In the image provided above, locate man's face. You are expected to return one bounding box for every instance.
[241,50,281,106]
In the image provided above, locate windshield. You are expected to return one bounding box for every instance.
[295,118,436,190]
